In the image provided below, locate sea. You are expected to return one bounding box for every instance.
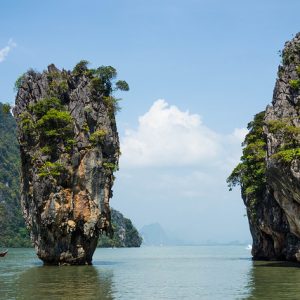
[1,245,300,299]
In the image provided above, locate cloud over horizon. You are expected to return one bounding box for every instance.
[0,39,16,63]
[115,99,250,243]
[120,99,247,170]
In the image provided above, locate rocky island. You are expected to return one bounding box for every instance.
[98,208,142,247]
[228,33,300,261]
[14,61,128,265]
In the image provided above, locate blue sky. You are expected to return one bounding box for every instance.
[1,0,300,243]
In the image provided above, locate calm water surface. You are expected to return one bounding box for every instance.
[1,246,300,299]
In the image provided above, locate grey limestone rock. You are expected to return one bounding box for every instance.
[244,33,300,261]
[14,64,120,265]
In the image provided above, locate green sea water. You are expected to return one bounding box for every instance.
[1,246,300,299]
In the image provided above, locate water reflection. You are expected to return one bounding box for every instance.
[16,265,113,300]
[246,261,300,299]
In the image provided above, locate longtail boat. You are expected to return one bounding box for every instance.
[0,250,8,257]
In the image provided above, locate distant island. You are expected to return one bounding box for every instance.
[98,209,142,247]
[140,223,185,246]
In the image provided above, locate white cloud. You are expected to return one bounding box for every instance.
[0,39,16,63]
[115,99,250,242]
[229,128,248,142]
[120,99,246,168]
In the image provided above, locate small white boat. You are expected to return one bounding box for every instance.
[246,244,252,250]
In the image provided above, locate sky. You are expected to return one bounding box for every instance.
[1,0,300,243]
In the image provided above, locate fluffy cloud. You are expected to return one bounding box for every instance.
[115,100,250,242]
[0,39,16,63]
[120,99,246,169]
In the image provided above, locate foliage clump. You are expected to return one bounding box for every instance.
[36,108,73,138]
[228,110,300,215]
[267,119,300,150]
[289,79,300,90]
[29,97,62,118]
[227,112,267,213]
[14,73,26,92]
[19,96,74,178]
[89,129,107,145]
[103,162,119,173]
[46,70,69,99]
[72,60,90,76]
[1,103,11,114]
[19,112,35,138]
[38,161,66,178]
[72,61,129,116]
[272,148,300,163]
[266,117,300,164]
[20,97,74,147]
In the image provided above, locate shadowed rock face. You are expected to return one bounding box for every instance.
[14,64,120,265]
[237,33,300,261]
[262,33,300,261]
[245,188,291,260]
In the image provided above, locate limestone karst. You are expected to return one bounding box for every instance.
[14,62,126,264]
[228,33,300,261]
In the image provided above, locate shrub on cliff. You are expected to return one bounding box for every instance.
[227,111,267,212]
[266,118,300,163]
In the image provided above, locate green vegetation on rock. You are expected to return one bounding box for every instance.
[38,161,66,178]
[227,111,267,214]
[72,60,90,76]
[14,73,26,92]
[73,61,129,116]
[98,209,142,247]
[228,110,300,215]
[272,148,300,163]
[103,162,119,173]
[89,129,107,145]
[29,97,62,118]
[0,103,31,247]
[289,79,300,90]
[36,108,73,138]
[267,118,300,163]
[2,103,11,114]
[115,80,130,91]
[19,96,74,180]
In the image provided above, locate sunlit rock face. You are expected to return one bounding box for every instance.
[14,64,120,265]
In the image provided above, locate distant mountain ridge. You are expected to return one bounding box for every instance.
[140,223,183,246]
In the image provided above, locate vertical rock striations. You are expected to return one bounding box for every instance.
[228,33,300,261]
[14,62,128,265]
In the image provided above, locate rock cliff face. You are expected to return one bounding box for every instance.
[98,208,142,247]
[229,33,300,261]
[14,62,126,264]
